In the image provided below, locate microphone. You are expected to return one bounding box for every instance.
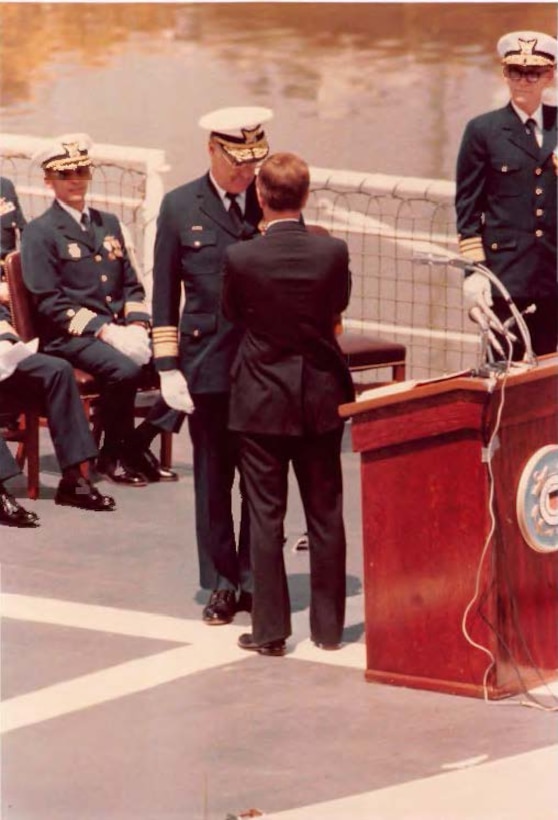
[413,250,535,366]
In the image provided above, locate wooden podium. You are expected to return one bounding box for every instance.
[340,355,558,699]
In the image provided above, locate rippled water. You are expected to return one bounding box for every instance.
[1,2,555,188]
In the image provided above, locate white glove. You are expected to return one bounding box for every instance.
[100,323,151,366]
[124,324,152,366]
[0,339,37,382]
[463,272,512,354]
[160,369,195,414]
[463,272,493,311]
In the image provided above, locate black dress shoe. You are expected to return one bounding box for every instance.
[236,590,253,613]
[55,477,116,511]
[238,633,286,657]
[0,487,39,527]
[313,641,343,651]
[124,448,178,483]
[202,590,237,625]
[96,456,147,487]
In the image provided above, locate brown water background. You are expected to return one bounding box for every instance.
[1,3,556,190]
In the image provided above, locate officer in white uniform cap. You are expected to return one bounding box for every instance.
[455,31,557,359]
[151,106,274,626]
[21,131,180,488]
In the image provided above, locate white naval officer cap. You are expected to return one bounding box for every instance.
[198,106,273,165]
[497,30,557,67]
[32,132,93,176]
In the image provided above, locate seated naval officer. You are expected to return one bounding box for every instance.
[0,302,115,520]
[1,175,26,269]
[456,30,557,359]
[20,133,178,487]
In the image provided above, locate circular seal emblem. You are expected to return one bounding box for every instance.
[516,445,558,554]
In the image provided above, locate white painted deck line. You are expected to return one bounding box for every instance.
[262,744,558,820]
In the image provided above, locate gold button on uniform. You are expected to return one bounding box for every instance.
[491,242,498,250]
[101,274,108,282]
[193,329,200,337]
[66,308,76,317]
[536,209,544,217]
[535,188,543,195]
[535,230,543,238]
[95,254,102,262]
[535,168,542,176]
[106,295,112,302]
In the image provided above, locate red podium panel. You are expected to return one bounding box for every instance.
[340,355,558,699]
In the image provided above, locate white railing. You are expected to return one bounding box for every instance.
[1,134,477,379]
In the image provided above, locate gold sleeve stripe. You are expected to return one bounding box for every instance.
[152,326,179,358]
[0,319,17,336]
[69,307,98,336]
[459,236,485,262]
[124,300,149,316]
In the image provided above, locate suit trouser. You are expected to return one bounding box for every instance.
[238,426,347,646]
[0,353,98,471]
[188,392,251,592]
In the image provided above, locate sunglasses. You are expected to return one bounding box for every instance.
[46,166,93,180]
[504,66,552,83]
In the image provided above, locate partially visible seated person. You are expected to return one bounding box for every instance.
[1,175,26,264]
[0,436,39,527]
[0,302,115,523]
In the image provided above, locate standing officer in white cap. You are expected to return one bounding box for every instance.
[151,106,273,625]
[21,133,178,487]
[456,30,557,358]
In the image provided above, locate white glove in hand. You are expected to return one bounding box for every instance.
[463,272,492,311]
[160,369,194,414]
[124,324,152,366]
[100,323,151,366]
[0,339,36,382]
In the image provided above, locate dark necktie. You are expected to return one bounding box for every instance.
[226,193,243,233]
[80,211,93,240]
[525,118,540,148]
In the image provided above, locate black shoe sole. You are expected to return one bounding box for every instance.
[55,497,115,511]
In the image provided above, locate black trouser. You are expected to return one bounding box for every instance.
[238,426,346,646]
[492,295,558,359]
[188,392,251,592]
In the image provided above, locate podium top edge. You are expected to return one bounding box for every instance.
[339,355,558,418]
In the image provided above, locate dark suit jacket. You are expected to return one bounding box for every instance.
[456,102,557,300]
[222,220,354,436]
[21,201,149,355]
[152,173,262,393]
[0,176,26,261]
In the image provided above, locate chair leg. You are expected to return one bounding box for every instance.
[24,410,40,500]
[159,431,173,469]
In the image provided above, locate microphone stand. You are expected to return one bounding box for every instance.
[414,252,536,376]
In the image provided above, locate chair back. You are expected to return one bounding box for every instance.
[4,251,38,342]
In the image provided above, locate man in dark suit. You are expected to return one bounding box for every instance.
[222,152,354,656]
[456,30,557,359]
[152,107,273,625]
[21,133,178,488]
[0,302,115,523]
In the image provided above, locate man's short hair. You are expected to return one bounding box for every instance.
[257,153,310,211]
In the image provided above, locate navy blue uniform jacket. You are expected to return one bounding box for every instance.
[21,201,150,354]
[456,102,557,300]
[1,177,26,261]
[151,173,262,393]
